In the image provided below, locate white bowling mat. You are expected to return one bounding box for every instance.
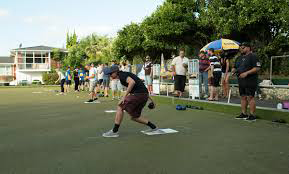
[141,128,178,135]
[105,110,116,113]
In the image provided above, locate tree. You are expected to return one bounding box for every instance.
[66,31,78,49]
[51,48,66,63]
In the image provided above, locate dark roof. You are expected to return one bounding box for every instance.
[12,45,67,52]
[0,56,14,64]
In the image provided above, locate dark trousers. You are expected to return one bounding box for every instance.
[74,79,79,91]
[60,79,65,93]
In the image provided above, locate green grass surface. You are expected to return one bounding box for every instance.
[153,97,289,123]
[0,88,289,174]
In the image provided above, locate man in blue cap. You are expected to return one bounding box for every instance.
[102,66,159,137]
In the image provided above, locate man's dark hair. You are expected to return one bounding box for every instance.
[105,63,108,66]
[208,48,215,52]
[200,51,206,54]
[179,48,185,52]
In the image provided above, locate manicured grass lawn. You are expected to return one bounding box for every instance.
[0,87,288,174]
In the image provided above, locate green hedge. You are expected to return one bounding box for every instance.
[42,72,59,85]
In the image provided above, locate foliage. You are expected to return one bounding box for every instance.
[42,71,59,85]
[66,31,78,49]
[51,48,66,63]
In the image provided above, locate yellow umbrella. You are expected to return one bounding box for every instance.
[200,38,240,52]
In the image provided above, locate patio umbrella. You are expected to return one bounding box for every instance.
[200,38,240,52]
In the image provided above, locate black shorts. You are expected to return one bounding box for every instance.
[66,80,71,85]
[174,75,186,92]
[238,78,257,97]
[212,71,221,87]
[98,79,103,85]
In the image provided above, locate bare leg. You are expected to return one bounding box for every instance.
[222,79,226,97]
[225,76,230,98]
[241,96,248,114]
[114,106,124,124]
[90,92,95,100]
[208,86,214,100]
[131,116,149,125]
[215,87,219,100]
[249,96,256,115]
[104,87,108,96]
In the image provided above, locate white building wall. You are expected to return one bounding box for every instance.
[16,71,46,84]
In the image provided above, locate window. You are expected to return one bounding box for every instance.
[35,58,42,63]
[0,65,12,75]
[26,51,33,58]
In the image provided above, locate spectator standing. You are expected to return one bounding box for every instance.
[232,42,261,121]
[65,66,72,93]
[78,66,86,91]
[86,64,98,103]
[143,56,153,94]
[102,63,110,97]
[111,61,122,100]
[198,51,210,98]
[171,48,189,97]
[73,67,80,92]
[208,48,222,101]
[221,52,231,98]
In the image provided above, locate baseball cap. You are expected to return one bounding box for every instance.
[240,42,251,48]
[104,65,119,75]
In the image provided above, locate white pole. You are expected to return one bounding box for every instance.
[270,56,273,85]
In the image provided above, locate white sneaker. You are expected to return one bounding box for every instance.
[102,130,119,138]
[141,128,159,133]
[203,95,208,98]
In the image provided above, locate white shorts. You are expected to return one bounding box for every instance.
[89,81,97,92]
[144,75,152,85]
[111,79,123,91]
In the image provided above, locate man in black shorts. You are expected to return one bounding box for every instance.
[102,66,159,138]
[171,48,189,97]
[232,42,261,121]
[208,48,222,101]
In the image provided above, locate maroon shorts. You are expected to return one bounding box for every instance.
[119,94,148,118]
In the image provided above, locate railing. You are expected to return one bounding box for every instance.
[0,76,14,82]
[17,63,50,70]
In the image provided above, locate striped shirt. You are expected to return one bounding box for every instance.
[209,56,222,72]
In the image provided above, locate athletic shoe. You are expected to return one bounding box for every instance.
[235,113,248,120]
[203,95,208,98]
[102,130,119,138]
[142,128,159,133]
[93,98,98,101]
[86,99,94,103]
[246,115,257,122]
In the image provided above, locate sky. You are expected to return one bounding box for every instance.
[0,0,165,55]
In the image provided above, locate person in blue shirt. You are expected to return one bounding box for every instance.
[65,66,72,92]
[78,66,86,91]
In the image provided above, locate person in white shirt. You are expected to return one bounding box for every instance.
[86,63,98,103]
[96,64,104,95]
[110,61,122,100]
[55,68,66,95]
[171,48,189,97]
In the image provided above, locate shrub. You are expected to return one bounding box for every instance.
[42,72,59,85]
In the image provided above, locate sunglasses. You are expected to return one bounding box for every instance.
[240,46,246,49]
